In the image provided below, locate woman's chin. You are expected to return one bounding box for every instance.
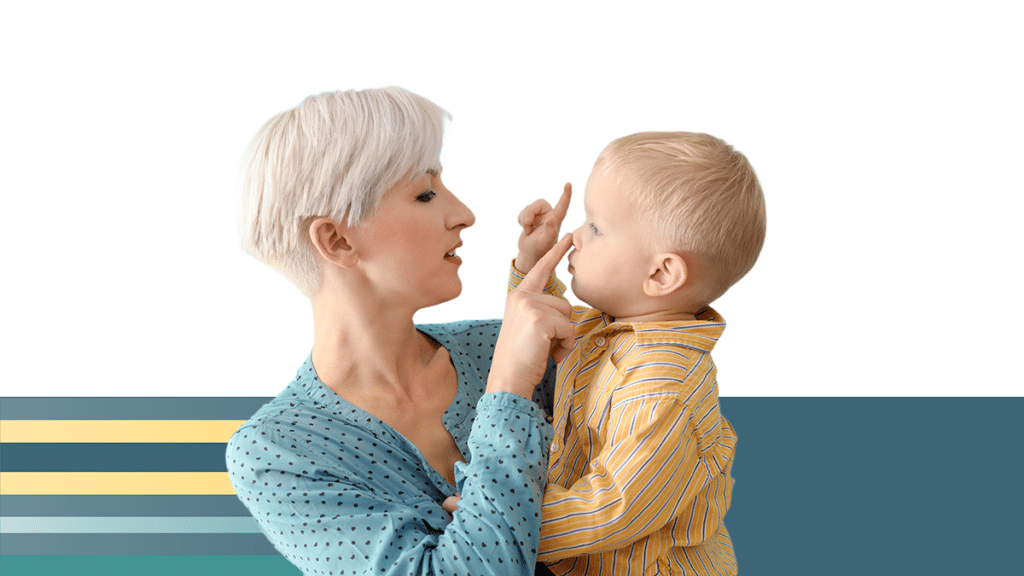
[420,279,462,309]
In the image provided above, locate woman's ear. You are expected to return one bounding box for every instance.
[309,217,358,269]
[643,253,688,297]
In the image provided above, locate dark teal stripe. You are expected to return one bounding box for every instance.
[720,397,1022,575]
[0,556,302,576]
[0,534,279,555]
[0,397,272,420]
[0,443,228,472]
[0,496,250,517]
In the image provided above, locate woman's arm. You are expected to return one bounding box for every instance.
[487,235,575,398]
[227,393,551,576]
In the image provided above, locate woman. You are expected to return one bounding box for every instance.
[226,87,573,575]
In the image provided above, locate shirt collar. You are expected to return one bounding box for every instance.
[600,306,726,354]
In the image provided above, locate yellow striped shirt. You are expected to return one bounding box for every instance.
[510,266,737,576]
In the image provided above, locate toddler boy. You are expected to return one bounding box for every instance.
[509,131,766,575]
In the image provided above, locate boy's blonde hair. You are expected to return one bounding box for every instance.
[595,131,766,305]
[238,87,449,296]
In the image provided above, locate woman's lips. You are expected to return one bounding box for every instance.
[444,244,462,264]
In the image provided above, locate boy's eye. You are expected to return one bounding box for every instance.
[589,222,601,235]
[416,190,437,202]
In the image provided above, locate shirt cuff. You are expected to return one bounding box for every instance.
[477,391,554,452]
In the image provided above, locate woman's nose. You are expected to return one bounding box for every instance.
[448,190,476,229]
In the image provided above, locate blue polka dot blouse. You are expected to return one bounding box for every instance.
[227,320,556,575]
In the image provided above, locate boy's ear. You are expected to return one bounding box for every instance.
[643,252,688,297]
[308,217,359,269]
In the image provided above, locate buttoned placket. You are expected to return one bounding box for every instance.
[548,328,616,459]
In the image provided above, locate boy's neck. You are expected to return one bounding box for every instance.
[612,309,699,324]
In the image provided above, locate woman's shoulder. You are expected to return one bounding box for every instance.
[417,319,501,399]
[418,318,501,340]
[417,319,502,353]
[229,381,314,437]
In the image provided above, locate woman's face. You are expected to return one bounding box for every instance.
[351,172,475,309]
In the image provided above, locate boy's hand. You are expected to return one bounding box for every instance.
[442,494,461,515]
[515,183,572,273]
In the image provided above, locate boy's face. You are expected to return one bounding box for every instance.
[568,167,657,319]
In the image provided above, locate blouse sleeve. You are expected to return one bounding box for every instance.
[227,393,552,576]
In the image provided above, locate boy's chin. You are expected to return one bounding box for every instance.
[570,279,603,312]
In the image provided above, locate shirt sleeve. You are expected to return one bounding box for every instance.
[508,259,567,298]
[227,393,552,576]
[537,371,732,560]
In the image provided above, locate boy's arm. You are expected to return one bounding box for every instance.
[508,258,567,298]
[537,355,736,560]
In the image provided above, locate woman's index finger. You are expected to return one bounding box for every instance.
[518,234,573,292]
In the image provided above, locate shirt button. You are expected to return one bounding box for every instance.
[546,415,554,423]
[594,336,606,346]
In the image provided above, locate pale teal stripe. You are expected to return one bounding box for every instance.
[1,516,261,534]
[0,495,251,517]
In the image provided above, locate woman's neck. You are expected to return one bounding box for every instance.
[309,286,434,398]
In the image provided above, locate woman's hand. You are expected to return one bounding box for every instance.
[515,183,572,273]
[489,234,575,398]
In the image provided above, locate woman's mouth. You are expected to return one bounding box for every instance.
[444,244,462,264]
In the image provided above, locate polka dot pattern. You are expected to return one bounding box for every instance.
[227,320,556,575]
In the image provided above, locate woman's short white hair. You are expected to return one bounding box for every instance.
[238,87,449,296]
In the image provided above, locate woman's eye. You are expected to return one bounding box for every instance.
[416,190,437,202]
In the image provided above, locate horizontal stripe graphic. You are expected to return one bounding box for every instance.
[0,420,244,443]
[0,397,1018,575]
[1,516,261,534]
[1,443,229,472]
[0,397,272,420]
[0,472,234,495]
[0,534,279,555]
[0,495,251,517]
[0,556,302,576]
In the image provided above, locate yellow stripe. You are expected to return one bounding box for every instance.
[0,472,236,495]
[0,420,246,443]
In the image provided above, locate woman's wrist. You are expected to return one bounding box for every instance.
[484,373,534,399]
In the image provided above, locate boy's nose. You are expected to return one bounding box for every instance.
[571,226,583,249]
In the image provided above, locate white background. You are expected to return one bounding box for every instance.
[2,1,1021,397]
